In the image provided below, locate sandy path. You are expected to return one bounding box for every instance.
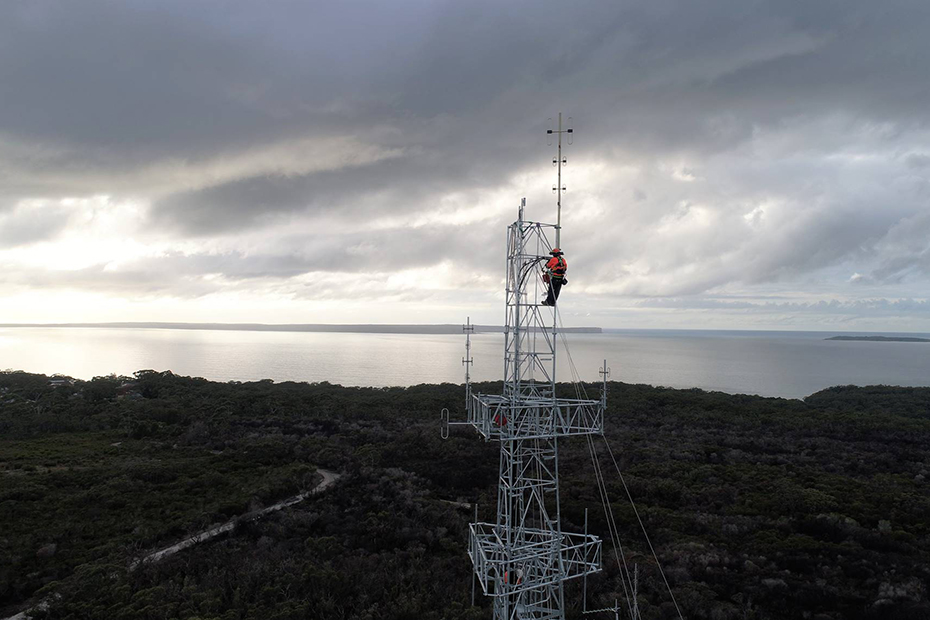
[135,468,341,566]
[2,469,341,620]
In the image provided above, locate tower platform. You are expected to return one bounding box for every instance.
[469,522,602,597]
[467,392,604,441]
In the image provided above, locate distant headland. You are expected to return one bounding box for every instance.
[0,322,602,335]
[826,335,930,343]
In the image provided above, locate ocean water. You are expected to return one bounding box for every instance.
[1,327,929,399]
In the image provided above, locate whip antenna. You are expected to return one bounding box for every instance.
[546,112,573,247]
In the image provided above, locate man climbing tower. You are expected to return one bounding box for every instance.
[542,248,567,306]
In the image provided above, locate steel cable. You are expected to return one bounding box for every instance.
[555,311,684,619]
[602,436,685,620]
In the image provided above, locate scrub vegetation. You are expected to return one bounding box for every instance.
[1,369,928,619]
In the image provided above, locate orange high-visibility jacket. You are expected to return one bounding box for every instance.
[546,256,567,278]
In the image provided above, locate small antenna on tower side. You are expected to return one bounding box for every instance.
[463,317,474,405]
[547,112,574,248]
[600,359,611,411]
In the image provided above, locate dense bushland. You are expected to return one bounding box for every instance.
[1,369,928,619]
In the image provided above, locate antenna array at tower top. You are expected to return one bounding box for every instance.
[546,113,573,248]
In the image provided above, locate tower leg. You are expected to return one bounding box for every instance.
[495,432,564,620]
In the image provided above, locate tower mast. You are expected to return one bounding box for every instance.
[444,117,605,620]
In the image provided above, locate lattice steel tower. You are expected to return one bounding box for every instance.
[444,190,607,619]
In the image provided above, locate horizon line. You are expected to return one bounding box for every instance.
[1,322,929,336]
[0,321,602,334]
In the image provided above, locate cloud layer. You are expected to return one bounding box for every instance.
[1,0,929,329]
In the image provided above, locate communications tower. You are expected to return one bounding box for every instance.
[443,117,607,619]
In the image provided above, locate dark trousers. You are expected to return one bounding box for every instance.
[544,277,563,305]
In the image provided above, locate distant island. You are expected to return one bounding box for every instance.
[826,335,930,343]
[0,321,602,334]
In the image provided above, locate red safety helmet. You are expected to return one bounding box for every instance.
[550,248,563,255]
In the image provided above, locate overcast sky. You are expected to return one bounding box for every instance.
[1,0,929,330]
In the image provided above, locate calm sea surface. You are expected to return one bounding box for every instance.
[1,327,929,399]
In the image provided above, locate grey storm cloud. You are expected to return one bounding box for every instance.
[150,152,503,235]
[4,2,923,177]
[636,297,930,316]
[0,223,496,297]
[1,0,930,325]
[157,224,494,278]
